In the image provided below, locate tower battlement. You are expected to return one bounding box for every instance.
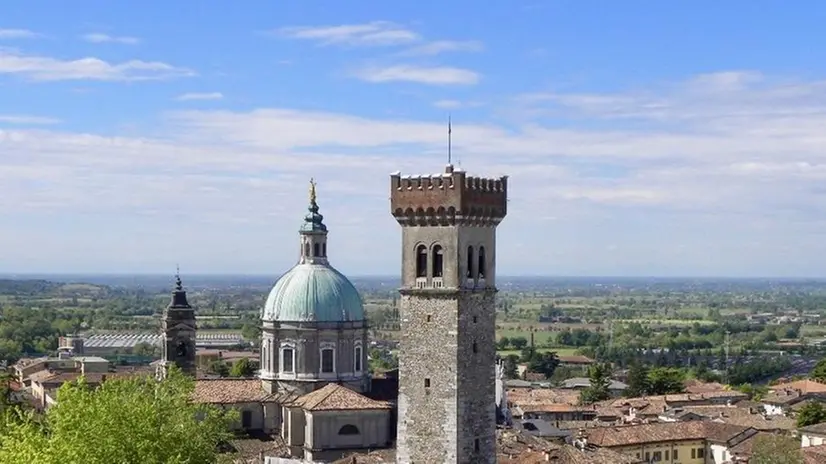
[390,165,508,226]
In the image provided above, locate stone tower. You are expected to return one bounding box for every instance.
[159,272,197,377]
[390,164,508,464]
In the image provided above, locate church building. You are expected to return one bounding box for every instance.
[163,164,508,463]
[171,181,393,462]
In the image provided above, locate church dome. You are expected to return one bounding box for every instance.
[262,263,364,322]
[261,179,364,323]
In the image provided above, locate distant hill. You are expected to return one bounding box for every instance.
[0,279,107,297]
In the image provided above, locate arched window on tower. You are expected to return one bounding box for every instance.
[466,246,474,279]
[478,246,487,279]
[415,245,427,278]
[313,243,320,257]
[322,243,327,257]
[432,245,444,278]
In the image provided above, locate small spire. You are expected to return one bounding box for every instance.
[301,178,327,233]
[175,264,183,291]
[448,115,452,166]
[169,270,191,309]
[309,178,317,206]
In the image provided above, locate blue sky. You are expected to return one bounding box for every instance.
[2,1,826,277]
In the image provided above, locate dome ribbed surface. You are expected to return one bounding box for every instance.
[262,264,364,322]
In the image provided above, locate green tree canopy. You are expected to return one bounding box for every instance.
[624,362,650,398]
[579,363,612,405]
[796,402,826,428]
[229,358,256,378]
[647,367,685,395]
[810,359,826,383]
[0,367,236,464]
[526,351,559,379]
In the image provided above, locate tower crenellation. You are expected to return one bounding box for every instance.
[392,163,508,464]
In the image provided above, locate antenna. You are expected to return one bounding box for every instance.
[448,115,452,165]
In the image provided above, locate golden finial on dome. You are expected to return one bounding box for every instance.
[309,178,317,204]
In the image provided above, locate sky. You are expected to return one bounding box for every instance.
[2,1,826,277]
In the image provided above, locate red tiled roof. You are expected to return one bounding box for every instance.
[192,379,275,404]
[585,421,751,447]
[290,383,391,412]
[804,444,826,464]
[770,379,826,394]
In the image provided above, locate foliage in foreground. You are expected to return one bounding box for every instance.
[0,367,237,464]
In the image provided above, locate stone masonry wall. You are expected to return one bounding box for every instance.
[396,290,496,464]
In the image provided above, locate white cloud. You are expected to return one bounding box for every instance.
[0,115,60,125]
[81,33,141,45]
[0,29,40,39]
[399,40,483,56]
[276,21,419,47]
[0,49,194,81]
[176,92,224,101]
[432,99,483,109]
[5,70,826,275]
[352,65,480,85]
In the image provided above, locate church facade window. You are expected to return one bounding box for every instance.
[320,346,335,373]
[338,424,360,435]
[280,345,295,374]
[354,342,363,373]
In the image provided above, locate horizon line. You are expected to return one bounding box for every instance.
[2,273,826,281]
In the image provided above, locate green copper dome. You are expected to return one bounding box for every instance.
[262,263,365,322]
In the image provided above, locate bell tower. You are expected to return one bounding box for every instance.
[390,164,508,464]
[159,271,197,377]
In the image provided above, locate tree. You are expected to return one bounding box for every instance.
[132,342,158,358]
[796,402,826,428]
[527,351,559,379]
[229,358,256,378]
[647,367,685,395]
[749,434,804,464]
[510,336,528,350]
[810,358,826,383]
[208,360,230,378]
[579,363,612,405]
[496,337,511,351]
[0,367,236,464]
[502,355,519,379]
[625,362,650,397]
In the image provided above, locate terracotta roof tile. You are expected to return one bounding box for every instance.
[585,421,752,447]
[804,444,826,464]
[771,379,826,394]
[193,379,275,404]
[290,383,391,411]
[800,421,826,435]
